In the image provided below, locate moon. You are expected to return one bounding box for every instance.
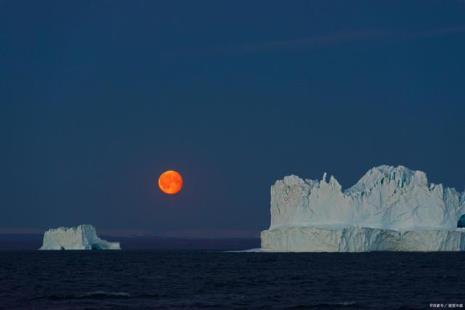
[158,170,183,195]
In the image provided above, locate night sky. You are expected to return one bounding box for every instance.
[1,1,464,237]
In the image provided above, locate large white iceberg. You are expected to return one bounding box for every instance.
[39,224,121,250]
[261,165,465,252]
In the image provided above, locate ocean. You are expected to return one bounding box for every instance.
[0,251,464,309]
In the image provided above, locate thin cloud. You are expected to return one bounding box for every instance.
[159,229,260,239]
[235,25,465,53]
[0,227,156,237]
[161,25,465,58]
[239,30,387,52]
[0,228,44,235]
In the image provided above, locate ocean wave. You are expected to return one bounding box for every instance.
[32,291,163,301]
[289,301,362,309]
[36,291,131,300]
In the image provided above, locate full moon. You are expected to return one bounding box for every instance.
[158,170,183,195]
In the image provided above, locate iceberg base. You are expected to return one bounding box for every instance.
[261,226,465,252]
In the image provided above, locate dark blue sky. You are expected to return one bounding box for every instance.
[1,0,464,237]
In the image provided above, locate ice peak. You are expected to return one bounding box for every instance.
[347,165,427,193]
[363,165,415,181]
[269,165,464,231]
[282,175,306,186]
[56,224,94,232]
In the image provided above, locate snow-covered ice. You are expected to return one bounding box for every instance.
[39,224,121,250]
[261,165,465,252]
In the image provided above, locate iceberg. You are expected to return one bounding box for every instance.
[261,165,465,252]
[39,224,121,250]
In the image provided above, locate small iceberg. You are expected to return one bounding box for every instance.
[39,224,121,250]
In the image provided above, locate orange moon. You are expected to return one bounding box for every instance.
[158,170,183,195]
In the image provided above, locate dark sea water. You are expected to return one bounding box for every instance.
[0,251,464,309]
